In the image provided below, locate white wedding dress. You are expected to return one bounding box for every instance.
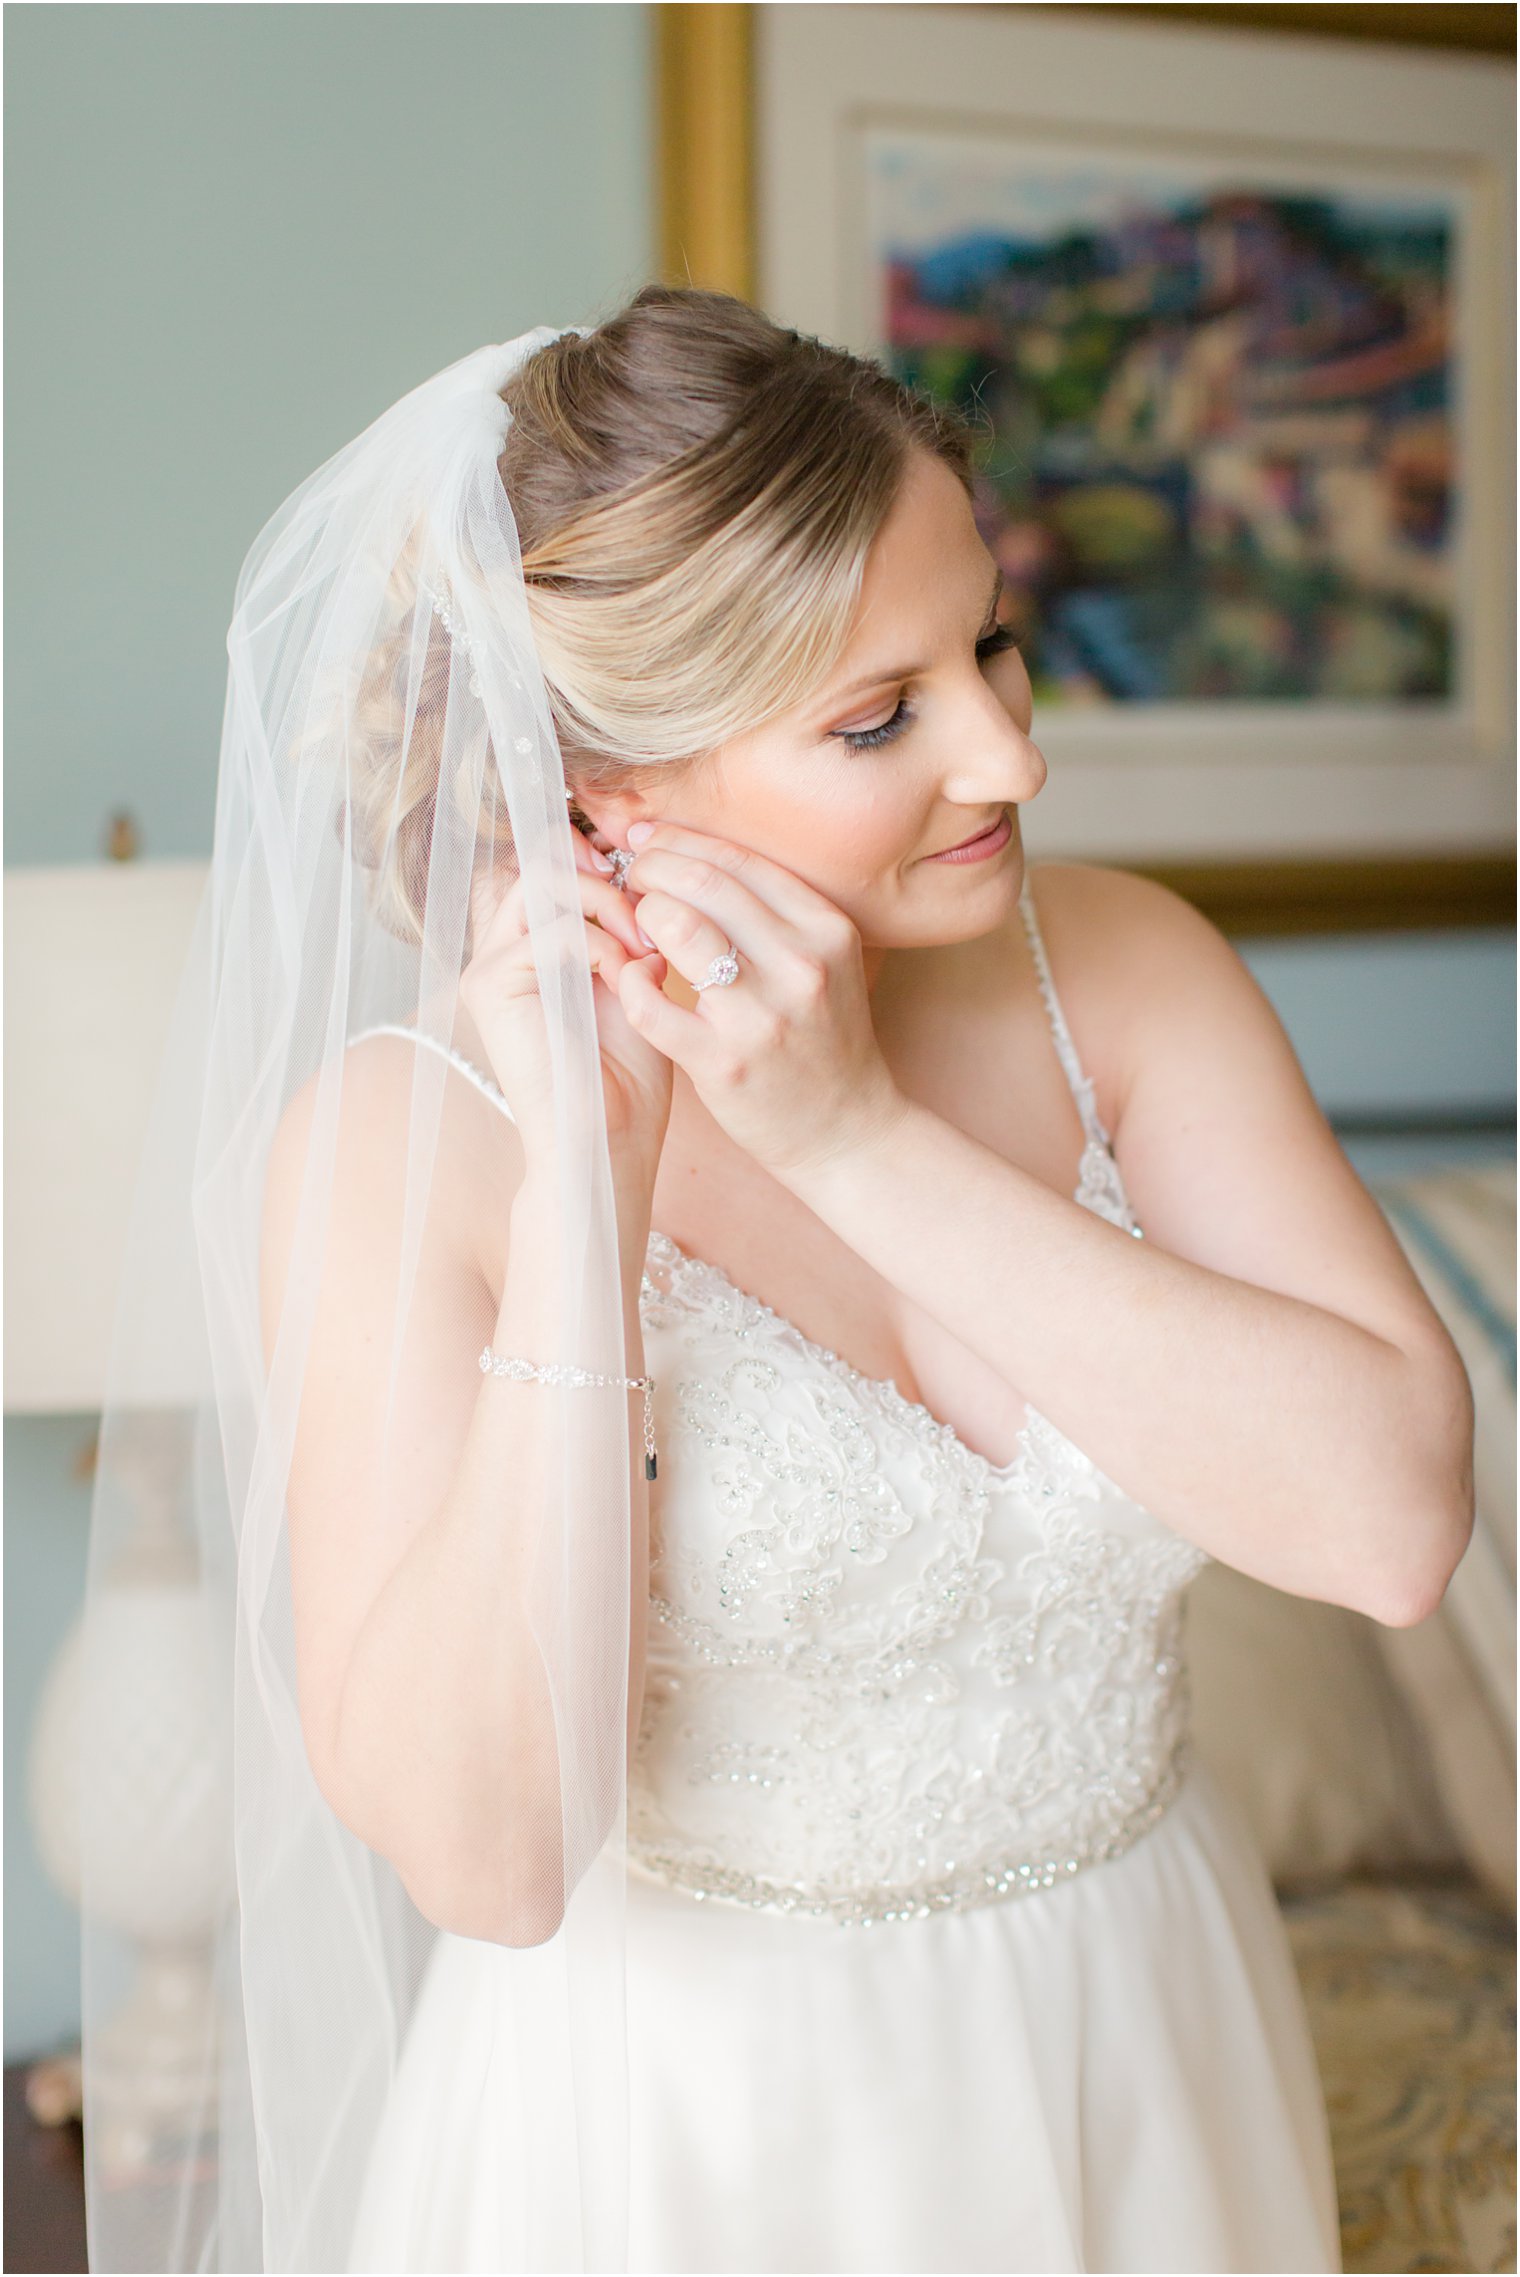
[344,876,1343,2274]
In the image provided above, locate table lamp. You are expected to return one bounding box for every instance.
[5,854,232,2181]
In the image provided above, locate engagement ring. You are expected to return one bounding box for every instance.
[693,949,741,991]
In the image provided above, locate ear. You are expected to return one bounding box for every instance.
[569,784,657,851]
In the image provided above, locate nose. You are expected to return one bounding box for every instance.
[944,683,1048,808]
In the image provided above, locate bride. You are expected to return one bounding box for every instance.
[88,284,1473,2275]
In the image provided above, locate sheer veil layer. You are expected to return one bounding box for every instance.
[80,328,635,2271]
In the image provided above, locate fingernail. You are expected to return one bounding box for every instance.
[637,926,656,949]
[589,846,614,872]
[627,821,655,846]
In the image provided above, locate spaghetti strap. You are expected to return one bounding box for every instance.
[346,1022,517,1124]
[1016,874,1114,1154]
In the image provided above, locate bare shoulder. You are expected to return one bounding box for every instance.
[1024,856,1212,941]
[1024,859,1463,1373]
[260,1035,515,1371]
[1017,857,1231,1134]
[263,1036,436,1242]
[260,1040,418,1377]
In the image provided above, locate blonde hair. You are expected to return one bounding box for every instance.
[346,287,974,943]
[501,285,974,799]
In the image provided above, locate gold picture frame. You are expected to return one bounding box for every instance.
[654,2,1515,938]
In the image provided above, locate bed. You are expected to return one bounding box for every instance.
[1186,1152,1516,2273]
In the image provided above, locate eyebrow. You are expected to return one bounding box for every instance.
[822,568,1005,707]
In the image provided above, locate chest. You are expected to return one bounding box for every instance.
[645,953,1122,1476]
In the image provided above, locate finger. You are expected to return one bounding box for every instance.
[483,812,614,902]
[570,826,617,881]
[622,849,820,976]
[629,887,744,993]
[578,867,656,960]
[615,953,706,1062]
[623,824,838,932]
[583,912,664,998]
[483,859,655,965]
[570,826,645,956]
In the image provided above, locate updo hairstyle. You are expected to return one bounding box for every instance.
[499,285,974,817]
[346,286,974,945]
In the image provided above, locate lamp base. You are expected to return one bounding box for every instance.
[85,1943,220,2183]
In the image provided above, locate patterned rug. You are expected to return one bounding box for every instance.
[1281,1878,1516,2273]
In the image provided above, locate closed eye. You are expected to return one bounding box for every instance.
[834,697,913,752]
[832,625,1022,752]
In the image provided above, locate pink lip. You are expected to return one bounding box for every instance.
[923,810,1013,864]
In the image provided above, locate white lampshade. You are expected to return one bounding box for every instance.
[4,860,211,1411]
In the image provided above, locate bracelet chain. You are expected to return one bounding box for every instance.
[479,1346,658,1481]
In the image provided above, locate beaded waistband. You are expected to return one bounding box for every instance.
[625,1744,1193,1929]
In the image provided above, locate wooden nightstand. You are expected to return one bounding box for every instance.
[5,2064,86,2275]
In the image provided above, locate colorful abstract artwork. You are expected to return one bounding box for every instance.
[866,131,1460,711]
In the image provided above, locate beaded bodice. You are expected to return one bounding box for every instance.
[350,875,1213,1928]
[629,1202,1210,1928]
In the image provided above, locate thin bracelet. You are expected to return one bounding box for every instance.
[478,1347,658,1480]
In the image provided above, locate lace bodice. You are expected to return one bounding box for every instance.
[350,875,1212,1928]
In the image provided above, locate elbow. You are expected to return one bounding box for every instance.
[406,1873,566,1949]
[1372,1571,1458,1631]
[308,1744,571,1948]
[1372,1572,1449,1630]
[1367,1478,1476,1633]
[398,1847,568,1948]
[1371,1514,1473,1629]
[1365,1355,1477,1631]
[422,1797,623,1947]
[421,1782,624,1945]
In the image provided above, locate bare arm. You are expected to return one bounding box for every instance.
[777,865,1475,1630]
[261,1047,654,1948]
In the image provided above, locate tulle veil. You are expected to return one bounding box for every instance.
[79,326,636,2270]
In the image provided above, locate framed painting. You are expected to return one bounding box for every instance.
[656,3,1515,934]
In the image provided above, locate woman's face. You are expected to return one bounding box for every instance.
[590,447,1047,952]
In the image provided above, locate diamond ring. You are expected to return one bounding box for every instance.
[693,948,741,991]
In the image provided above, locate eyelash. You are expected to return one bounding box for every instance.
[834,626,1022,752]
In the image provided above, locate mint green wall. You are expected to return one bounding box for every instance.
[5,0,652,2063]
[4,1418,96,2062]
[4,0,652,863]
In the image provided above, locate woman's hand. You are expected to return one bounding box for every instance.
[461,826,674,1178]
[613,822,908,1183]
